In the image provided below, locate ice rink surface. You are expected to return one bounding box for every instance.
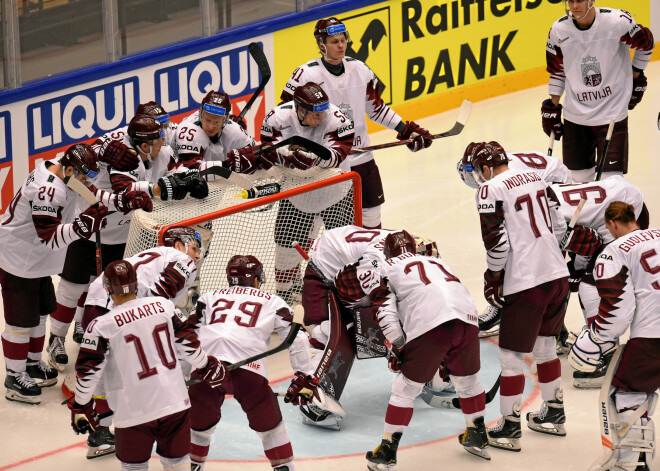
[1,61,658,470]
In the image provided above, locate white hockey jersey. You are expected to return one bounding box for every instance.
[75,296,208,428]
[477,168,568,295]
[593,228,660,341]
[281,57,403,167]
[546,8,654,125]
[365,253,478,345]
[175,111,254,166]
[507,151,573,184]
[551,175,645,244]
[189,286,312,379]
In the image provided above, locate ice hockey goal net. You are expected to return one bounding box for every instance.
[125,167,362,303]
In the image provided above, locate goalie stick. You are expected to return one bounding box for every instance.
[594,119,616,182]
[236,43,271,122]
[350,99,472,154]
[64,176,103,276]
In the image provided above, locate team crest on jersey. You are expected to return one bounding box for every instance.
[581,56,602,87]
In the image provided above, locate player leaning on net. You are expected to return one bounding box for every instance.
[46,115,203,373]
[462,141,571,452]
[67,260,224,471]
[280,17,433,229]
[259,81,355,304]
[338,231,489,468]
[186,255,314,471]
[457,142,573,338]
[550,177,648,389]
[0,144,145,405]
[543,0,654,182]
[568,202,659,471]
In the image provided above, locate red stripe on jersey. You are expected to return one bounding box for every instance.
[276,307,294,323]
[479,203,505,251]
[621,25,654,51]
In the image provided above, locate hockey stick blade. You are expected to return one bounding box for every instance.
[236,43,271,122]
[65,176,103,274]
[451,373,501,409]
[259,136,332,161]
[350,99,472,154]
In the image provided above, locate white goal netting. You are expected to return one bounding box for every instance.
[125,167,361,304]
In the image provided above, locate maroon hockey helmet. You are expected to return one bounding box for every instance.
[294,82,330,119]
[127,115,164,144]
[161,226,202,250]
[383,230,416,259]
[61,143,100,179]
[461,141,508,184]
[135,101,170,126]
[226,255,264,287]
[314,17,351,44]
[200,90,231,118]
[103,260,138,295]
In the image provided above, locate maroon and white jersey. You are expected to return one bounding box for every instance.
[477,168,568,295]
[93,123,178,154]
[593,228,660,342]
[175,111,255,168]
[281,57,403,167]
[363,253,478,345]
[188,286,312,379]
[0,161,119,278]
[85,246,198,312]
[261,102,353,171]
[551,176,645,244]
[507,151,572,184]
[546,8,654,126]
[109,134,175,191]
[74,296,208,428]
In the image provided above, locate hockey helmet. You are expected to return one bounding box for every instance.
[461,141,508,184]
[457,158,479,189]
[103,260,138,295]
[127,115,164,144]
[314,17,351,45]
[135,101,170,126]
[414,235,439,258]
[293,82,330,121]
[161,226,202,251]
[61,143,100,180]
[226,255,264,287]
[383,230,416,259]
[200,90,231,118]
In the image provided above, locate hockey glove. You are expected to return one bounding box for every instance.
[560,225,603,257]
[628,72,647,110]
[483,269,505,308]
[284,372,320,406]
[73,205,108,240]
[98,140,140,171]
[280,146,318,170]
[197,355,227,388]
[567,326,617,373]
[66,396,100,434]
[541,99,563,139]
[157,173,188,201]
[257,149,282,170]
[114,190,153,215]
[228,113,248,131]
[179,169,209,200]
[396,121,433,152]
[566,259,586,293]
[386,341,404,373]
[226,146,260,174]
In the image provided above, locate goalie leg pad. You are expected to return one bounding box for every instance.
[420,368,458,409]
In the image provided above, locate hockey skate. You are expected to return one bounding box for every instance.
[5,369,41,404]
[87,428,116,459]
[300,403,341,431]
[573,349,615,389]
[487,407,522,451]
[72,321,85,344]
[26,359,58,387]
[365,432,402,471]
[458,416,491,460]
[526,389,566,436]
[47,334,68,372]
[478,306,501,338]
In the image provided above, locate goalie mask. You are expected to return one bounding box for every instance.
[226,255,264,287]
[61,143,100,180]
[161,226,203,253]
[414,235,439,258]
[293,82,330,124]
[103,260,138,295]
[461,141,508,184]
[136,101,171,127]
[383,230,416,259]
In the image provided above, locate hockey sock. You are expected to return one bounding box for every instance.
[258,421,294,468]
[452,374,487,423]
[191,425,216,467]
[2,324,30,372]
[537,359,562,401]
[500,375,525,416]
[459,392,487,424]
[74,291,88,323]
[27,315,47,361]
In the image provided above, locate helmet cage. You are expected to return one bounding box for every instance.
[414,236,439,258]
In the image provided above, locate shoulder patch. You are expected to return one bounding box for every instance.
[307,62,320,68]
[558,16,569,22]
[599,8,611,13]
[281,105,293,110]
[47,175,55,183]
[345,57,358,62]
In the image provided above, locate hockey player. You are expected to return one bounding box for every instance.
[543,1,654,182]
[345,231,488,467]
[462,141,570,452]
[568,201,659,471]
[259,81,354,305]
[135,101,178,152]
[280,17,433,229]
[0,143,145,405]
[175,90,256,170]
[187,255,315,471]
[67,260,225,471]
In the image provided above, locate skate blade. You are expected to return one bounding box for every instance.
[5,390,41,405]
[302,416,341,431]
[47,358,67,373]
[478,327,500,338]
[465,446,491,460]
[86,444,116,459]
[34,377,58,388]
[487,437,521,452]
[527,422,566,437]
[366,461,395,471]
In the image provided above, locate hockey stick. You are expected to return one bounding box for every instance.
[195,164,281,199]
[259,135,332,161]
[547,131,555,156]
[594,119,616,182]
[451,374,501,409]
[292,241,333,289]
[65,176,103,276]
[559,198,587,251]
[350,99,472,154]
[236,43,271,122]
